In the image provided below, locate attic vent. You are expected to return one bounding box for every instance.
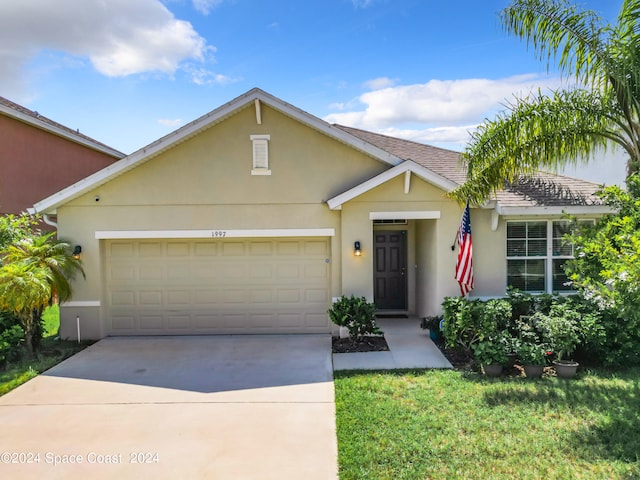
[250,134,271,175]
[373,219,408,225]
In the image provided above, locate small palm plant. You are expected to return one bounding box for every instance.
[0,233,84,354]
[0,263,52,355]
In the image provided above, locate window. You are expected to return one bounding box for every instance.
[506,220,593,293]
[250,134,271,175]
[507,222,546,292]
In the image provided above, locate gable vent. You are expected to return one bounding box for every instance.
[250,134,271,175]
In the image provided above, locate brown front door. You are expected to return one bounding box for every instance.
[374,231,407,310]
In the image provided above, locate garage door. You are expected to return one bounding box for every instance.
[104,238,331,335]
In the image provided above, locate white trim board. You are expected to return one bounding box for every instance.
[95,228,336,239]
[61,301,101,307]
[369,211,441,220]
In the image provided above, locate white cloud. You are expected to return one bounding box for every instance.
[157,118,184,127]
[192,0,224,15]
[363,77,398,90]
[185,66,240,86]
[325,75,562,130]
[380,125,477,150]
[0,0,215,96]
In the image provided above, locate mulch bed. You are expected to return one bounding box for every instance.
[332,336,389,353]
[440,346,475,370]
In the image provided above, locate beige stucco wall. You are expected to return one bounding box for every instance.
[56,104,389,339]
[338,174,465,316]
[54,100,589,339]
[471,209,508,297]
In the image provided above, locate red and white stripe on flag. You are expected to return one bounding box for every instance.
[455,202,474,296]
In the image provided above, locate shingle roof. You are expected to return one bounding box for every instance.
[335,124,604,208]
[0,95,125,158]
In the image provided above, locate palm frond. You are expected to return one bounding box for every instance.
[501,0,607,86]
[450,89,621,205]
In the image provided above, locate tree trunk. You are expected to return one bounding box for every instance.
[20,313,35,357]
[23,326,34,357]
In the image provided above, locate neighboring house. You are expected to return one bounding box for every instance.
[0,96,124,218]
[31,88,611,340]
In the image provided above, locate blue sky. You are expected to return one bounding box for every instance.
[0,0,627,184]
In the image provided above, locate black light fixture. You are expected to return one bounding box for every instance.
[354,241,362,257]
[72,245,82,259]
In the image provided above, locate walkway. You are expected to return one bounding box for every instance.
[332,317,453,371]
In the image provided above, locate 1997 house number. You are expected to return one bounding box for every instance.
[211,231,227,238]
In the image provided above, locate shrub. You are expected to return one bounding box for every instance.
[564,177,640,366]
[472,335,509,366]
[328,295,382,339]
[517,342,551,366]
[442,297,511,353]
[0,311,24,365]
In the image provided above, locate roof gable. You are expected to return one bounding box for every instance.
[327,160,457,210]
[33,88,402,214]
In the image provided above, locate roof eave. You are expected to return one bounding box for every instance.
[495,204,614,216]
[0,102,125,159]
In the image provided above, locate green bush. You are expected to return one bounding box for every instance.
[471,335,509,366]
[442,293,611,366]
[442,297,511,353]
[564,177,640,366]
[328,295,382,339]
[0,311,24,365]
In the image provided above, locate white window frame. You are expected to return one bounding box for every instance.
[506,219,594,294]
[250,134,271,175]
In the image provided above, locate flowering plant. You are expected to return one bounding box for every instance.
[517,342,551,366]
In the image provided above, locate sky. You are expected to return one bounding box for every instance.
[0,0,629,185]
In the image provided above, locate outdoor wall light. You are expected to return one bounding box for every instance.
[72,245,82,259]
[354,241,362,256]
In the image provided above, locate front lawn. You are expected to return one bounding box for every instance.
[335,369,640,479]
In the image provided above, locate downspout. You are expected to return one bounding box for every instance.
[42,214,58,228]
[26,208,57,228]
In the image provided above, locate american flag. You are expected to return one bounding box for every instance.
[455,202,474,296]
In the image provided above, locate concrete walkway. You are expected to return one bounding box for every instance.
[0,335,337,480]
[332,317,452,371]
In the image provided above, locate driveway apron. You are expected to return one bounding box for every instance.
[0,335,337,479]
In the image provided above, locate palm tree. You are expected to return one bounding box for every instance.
[0,233,84,353]
[0,263,52,355]
[2,233,84,304]
[451,0,640,205]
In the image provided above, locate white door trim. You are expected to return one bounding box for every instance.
[369,211,441,220]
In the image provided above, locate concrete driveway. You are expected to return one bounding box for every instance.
[0,335,337,479]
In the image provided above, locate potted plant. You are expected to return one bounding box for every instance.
[420,315,443,342]
[534,305,581,378]
[471,336,509,377]
[517,342,550,378]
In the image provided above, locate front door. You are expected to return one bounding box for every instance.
[374,230,407,310]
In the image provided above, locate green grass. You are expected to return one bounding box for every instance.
[335,369,640,480]
[41,304,60,337]
[0,305,91,397]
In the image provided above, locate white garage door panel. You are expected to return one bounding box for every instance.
[105,238,331,335]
